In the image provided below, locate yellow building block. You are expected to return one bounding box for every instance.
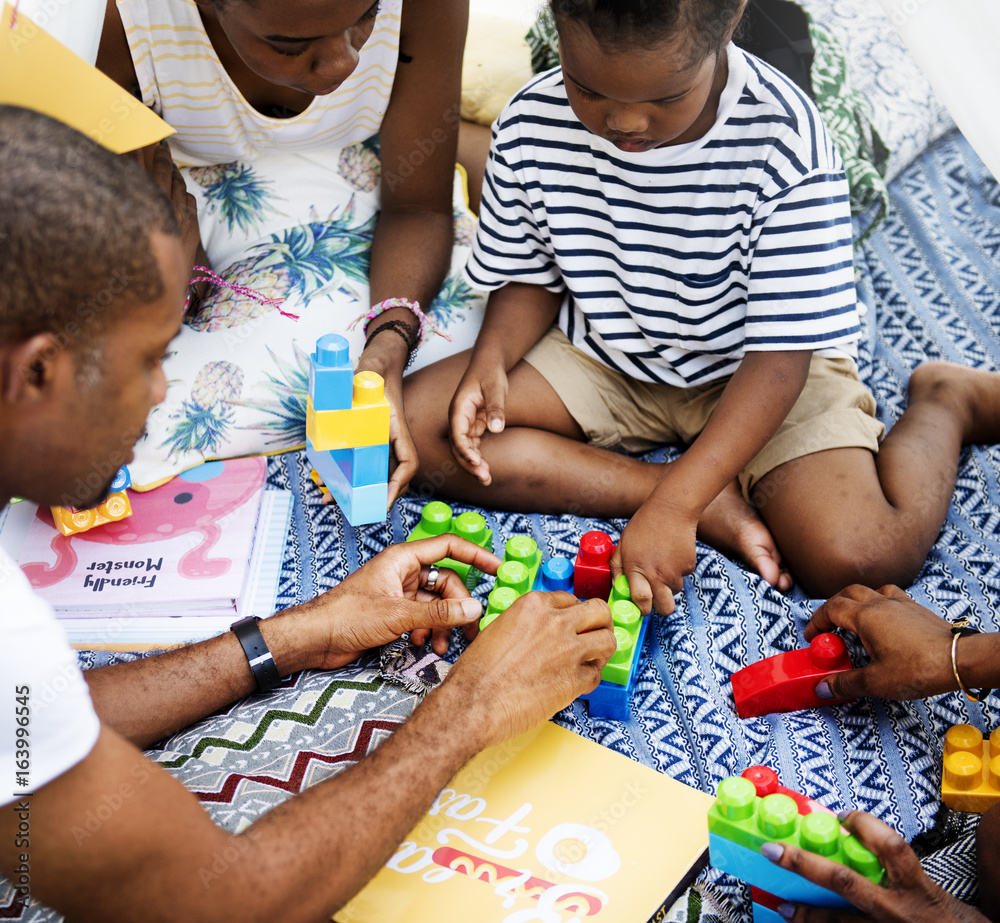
[306,371,390,450]
[51,490,132,536]
[941,724,1000,813]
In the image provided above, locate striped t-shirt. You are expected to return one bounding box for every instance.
[118,0,401,167]
[467,44,862,387]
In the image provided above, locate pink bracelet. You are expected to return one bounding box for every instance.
[185,265,300,320]
[349,298,451,347]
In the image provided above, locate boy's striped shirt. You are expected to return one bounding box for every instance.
[467,45,862,387]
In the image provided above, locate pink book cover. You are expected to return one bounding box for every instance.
[18,457,266,615]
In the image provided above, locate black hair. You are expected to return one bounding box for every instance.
[550,0,745,58]
[0,106,178,381]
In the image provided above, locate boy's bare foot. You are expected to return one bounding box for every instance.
[908,361,1000,445]
[697,480,793,592]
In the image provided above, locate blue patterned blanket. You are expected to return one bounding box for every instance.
[8,128,992,923]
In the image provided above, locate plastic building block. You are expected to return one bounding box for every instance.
[332,444,390,488]
[309,333,353,410]
[707,776,882,908]
[306,438,387,526]
[578,575,649,720]
[574,530,615,599]
[406,501,493,590]
[51,489,132,536]
[941,724,1000,812]
[534,556,573,592]
[110,466,131,491]
[741,766,836,817]
[751,888,786,923]
[731,633,855,718]
[502,535,541,589]
[481,586,519,630]
[306,371,390,450]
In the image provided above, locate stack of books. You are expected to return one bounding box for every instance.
[0,457,292,649]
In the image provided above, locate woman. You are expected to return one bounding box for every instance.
[97,0,484,498]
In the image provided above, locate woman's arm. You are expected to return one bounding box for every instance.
[357,0,468,503]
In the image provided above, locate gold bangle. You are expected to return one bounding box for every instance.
[950,626,989,703]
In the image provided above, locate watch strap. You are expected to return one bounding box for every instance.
[231,616,281,693]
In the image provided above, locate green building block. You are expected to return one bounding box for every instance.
[601,597,642,685]
[480,586,519,630]
[406,501,493,590]
[502,535,541,589]
[708,777,883,884]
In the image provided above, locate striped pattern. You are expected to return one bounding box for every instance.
[468,45,862,387]
[118,0,401,167]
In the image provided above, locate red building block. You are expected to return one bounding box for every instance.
[741,766,836,817]
[731,633,855,719]
[573,530,615,599]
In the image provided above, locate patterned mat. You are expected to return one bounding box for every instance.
[4,128,998,921]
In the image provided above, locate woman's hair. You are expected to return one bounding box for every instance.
[550,0,745,57]
[0,106,178,378]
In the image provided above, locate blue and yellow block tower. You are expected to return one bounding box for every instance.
[305,333,390,526]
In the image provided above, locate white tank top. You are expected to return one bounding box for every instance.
[117,0,401,166]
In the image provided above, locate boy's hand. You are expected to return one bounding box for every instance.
[449,357,509,485]
[612,494,699,615]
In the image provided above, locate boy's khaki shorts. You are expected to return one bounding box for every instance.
[523,327,885,501]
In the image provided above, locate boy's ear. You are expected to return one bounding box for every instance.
[1,333,68,405]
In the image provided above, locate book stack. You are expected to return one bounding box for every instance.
[0,457,292,649]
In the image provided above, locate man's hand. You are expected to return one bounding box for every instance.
[273,536,502,672]
[611,491,699,615]
[444,592,617,749]
[805,585,955,700]
[764,811,988,922]
[449,356,509,485]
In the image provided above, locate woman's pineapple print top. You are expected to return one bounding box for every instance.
[117,0,401,167]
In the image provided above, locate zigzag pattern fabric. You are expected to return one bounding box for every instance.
[3,128,997,921]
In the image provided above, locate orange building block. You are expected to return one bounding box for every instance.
[51,489,132,536]
[305,371,390,451]
[941,724,1000,813]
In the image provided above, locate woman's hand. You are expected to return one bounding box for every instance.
[805,585,956,700]
[271,536,501,672]
[764,810,988,922]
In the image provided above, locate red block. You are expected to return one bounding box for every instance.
[731,633,855,719]
[741,766,835,816]
[573,530,615,599]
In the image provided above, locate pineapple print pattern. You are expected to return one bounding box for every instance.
[187,162,279,235]
[236,343,312,448]
[186,198,376,332]
[337,138,381,193]
[161,361,245,460]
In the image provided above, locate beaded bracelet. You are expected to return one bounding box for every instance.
[185,265,300,320]
[366,319,420,368]
[349,297,451,349]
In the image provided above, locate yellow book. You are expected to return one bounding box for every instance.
[338,722,713,923]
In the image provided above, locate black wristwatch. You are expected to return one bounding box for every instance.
[231,616,281,693]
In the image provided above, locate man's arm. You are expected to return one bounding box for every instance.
[85,537,495,748]
[2,564,616,922]
[615,349,812,614]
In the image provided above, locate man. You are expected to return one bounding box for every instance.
[0,106,616,922]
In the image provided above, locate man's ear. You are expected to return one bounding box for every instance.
[0,333,68,404]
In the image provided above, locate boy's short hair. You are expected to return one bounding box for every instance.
[0,106,179,381]
[550,0,745,59]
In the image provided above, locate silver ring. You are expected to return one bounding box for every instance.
[424,565,440,592]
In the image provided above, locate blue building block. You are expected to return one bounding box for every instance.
[752,901,785,923]
[708,834,855,910]
[309,334,353,411]
[577,613,650,721]
[533,556,574,592]
[111,467,131,491]
[332,444,390,488]
[307,438,387,526]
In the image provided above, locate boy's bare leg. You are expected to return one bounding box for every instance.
[978,802,1000,918]
[406,352,792,590]
[751,362,1000,597]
